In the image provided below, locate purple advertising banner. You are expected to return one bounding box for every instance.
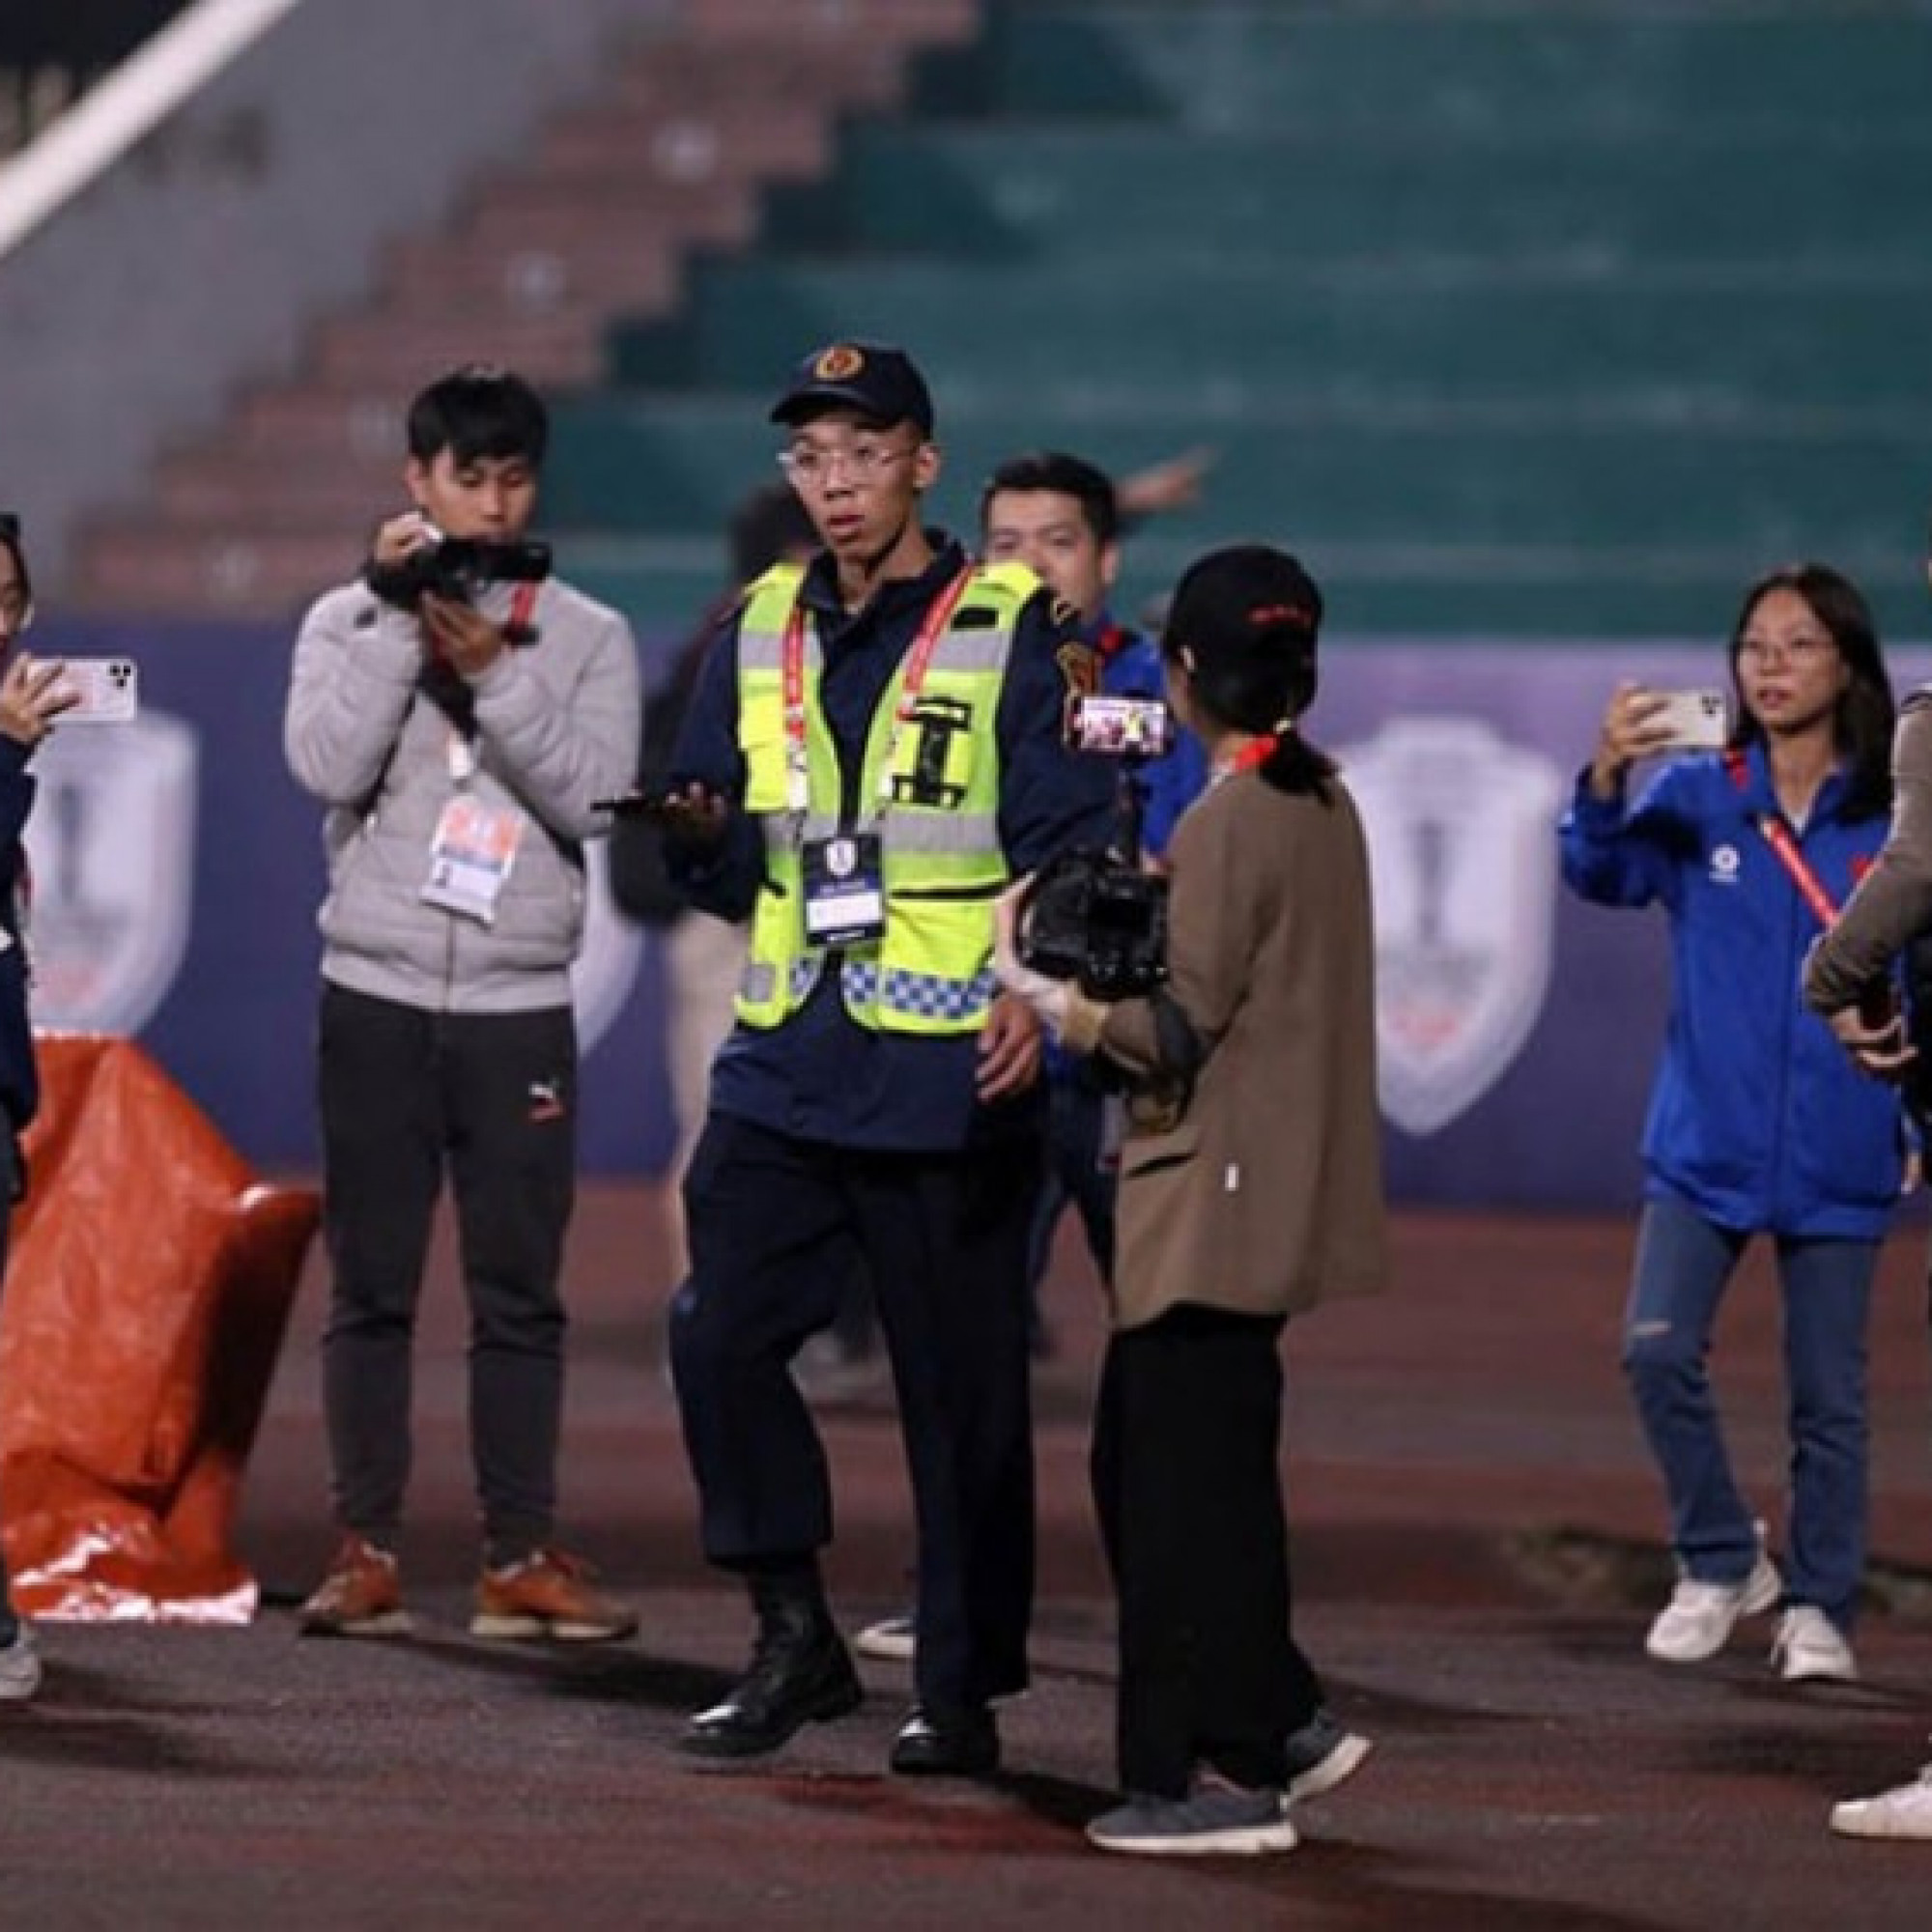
[25,618,1928,1209]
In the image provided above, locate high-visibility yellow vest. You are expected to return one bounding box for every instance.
[733,559,1034,1034]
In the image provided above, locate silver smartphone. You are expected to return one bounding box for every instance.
[55,657,139,724]
[1648,688,1727,752]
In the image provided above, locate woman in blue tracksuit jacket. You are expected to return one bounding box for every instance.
[1560,562,1901,1686]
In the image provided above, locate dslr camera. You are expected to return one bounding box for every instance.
[1017,695,1172,1002]
[365,526,553,611]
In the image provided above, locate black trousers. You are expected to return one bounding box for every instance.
[317,982,576,1563]
[1091,1304,1323,1798]
[671,1113,1039,1710]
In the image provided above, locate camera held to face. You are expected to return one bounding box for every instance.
[365,528,553,612]
[1017,694,1171,1002]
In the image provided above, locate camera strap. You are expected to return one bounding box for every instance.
[780,568,974,824]
[505,579,541,645]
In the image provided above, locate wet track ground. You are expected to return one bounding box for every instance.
[2,1190,1930,1927]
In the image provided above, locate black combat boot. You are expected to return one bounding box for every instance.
[890,1701,1000,1778]
[679,1566,863,1759]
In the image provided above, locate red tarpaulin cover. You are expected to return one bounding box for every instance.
[0,1036,317,1622]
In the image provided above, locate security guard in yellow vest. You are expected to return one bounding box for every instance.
[654,342,1112,1778]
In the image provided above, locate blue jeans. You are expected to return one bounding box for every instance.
[1621,1192,1875,1629]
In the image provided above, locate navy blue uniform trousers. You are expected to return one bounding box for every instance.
[671,1113,1039,1710]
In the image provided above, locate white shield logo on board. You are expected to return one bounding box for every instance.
[571,840,643,1054]
[22,711,199,1034]
[1338,716,1564,1136]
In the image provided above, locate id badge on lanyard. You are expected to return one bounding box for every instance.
[417,582,540,925]
[780,569,973,952]
[421,730,525,924]
[802,832,885,946]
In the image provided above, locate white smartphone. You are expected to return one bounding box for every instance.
[54,657,139,724]
[1648,688,1727,752]
[1065,693,1173,758]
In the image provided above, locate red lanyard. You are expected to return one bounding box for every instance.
[1754,813,1842,925]
[779,568,974,818]
[1724,749,1849,924]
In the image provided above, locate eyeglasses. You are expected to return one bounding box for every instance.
[777,440,917,485]
[1737,635,1835,667]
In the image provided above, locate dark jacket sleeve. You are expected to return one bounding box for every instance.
[995,597,1116,873]
[0,737,34,850]
[1558,763,1686,913]
[665,609,767,923]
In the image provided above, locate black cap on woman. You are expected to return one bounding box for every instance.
[1160,543,1337,798]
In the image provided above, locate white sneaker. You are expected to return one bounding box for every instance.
[1831,1764,1932,1839]
[1772,1605,1858,1683]
[0,1624,42,1703]
[854,1613,916,1662]
[1645,1546,1781,1663]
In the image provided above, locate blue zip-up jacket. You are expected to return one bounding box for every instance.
[1558,742,1901,1238]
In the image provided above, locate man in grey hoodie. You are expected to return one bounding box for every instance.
[284,365,640,1641]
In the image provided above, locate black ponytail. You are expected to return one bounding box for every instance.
[1259,729,1338,801]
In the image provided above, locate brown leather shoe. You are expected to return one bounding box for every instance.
[470,1547,638,1642]
[300,1534,412,1637]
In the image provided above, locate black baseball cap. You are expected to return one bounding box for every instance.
[770,341,935,436]
[1164,544,1323,721]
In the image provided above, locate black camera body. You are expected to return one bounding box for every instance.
[1017,692,1173,1002]
[1019,846,1169,1001]
[366,534,553,611]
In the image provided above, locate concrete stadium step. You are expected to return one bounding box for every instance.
[543,393,1932,555]
[975,2,1932,132]
[380,232,680,320]
[308,307,611,391]
[604,255,1932,407]
[153,449,400,529]
[800,121,1932,263]
[63,0,978,617]
[72,520,362,619]
[555,531,1931,646]
[680,0,978,48]
[523,101,842,189]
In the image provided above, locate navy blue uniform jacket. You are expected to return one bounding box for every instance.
[668,538,1115,1152]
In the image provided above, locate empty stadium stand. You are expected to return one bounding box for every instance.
[558,0,1932,640]
[64,0,1932,642]
[66,0,978,620]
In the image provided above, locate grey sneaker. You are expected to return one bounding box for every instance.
[855,1613,917,1662]
[1283,1708,1374,1804]
[1087,1786,1298,1857]
[0,1624,42,1703]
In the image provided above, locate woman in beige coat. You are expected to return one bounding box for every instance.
[997,544,1388,1857]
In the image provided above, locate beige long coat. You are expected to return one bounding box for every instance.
[1065,766,1389,1331]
